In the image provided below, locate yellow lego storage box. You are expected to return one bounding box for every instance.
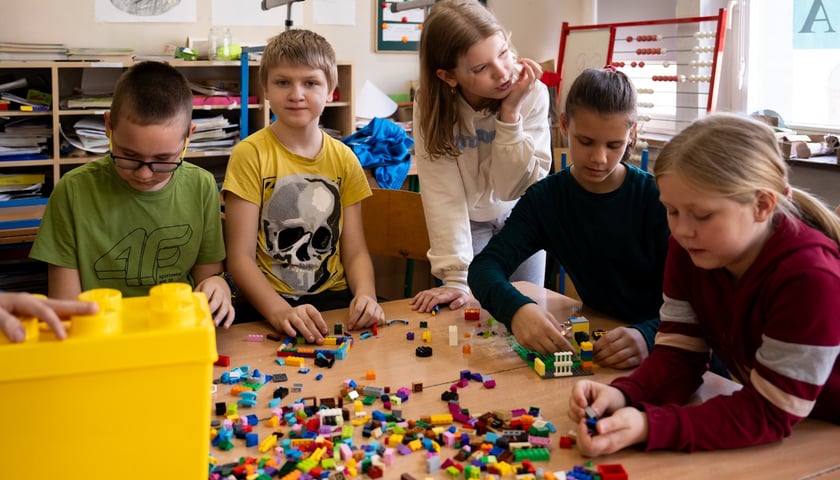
[0,284,217,479]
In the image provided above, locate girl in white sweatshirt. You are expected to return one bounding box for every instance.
[409,0,552,314]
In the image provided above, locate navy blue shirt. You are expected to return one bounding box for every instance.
[468,163,669,351]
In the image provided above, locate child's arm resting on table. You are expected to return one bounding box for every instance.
[224,192,328,343]
[192,262,235,328]
[339,201,384,330]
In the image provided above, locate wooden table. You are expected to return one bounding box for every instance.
[212,282,840,480]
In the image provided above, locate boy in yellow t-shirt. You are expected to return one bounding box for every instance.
[223,29,383,343]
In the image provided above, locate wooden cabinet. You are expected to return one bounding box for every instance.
[0,59,354,238]
[0,59,354,191]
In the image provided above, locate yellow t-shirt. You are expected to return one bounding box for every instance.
[223,127,371,298]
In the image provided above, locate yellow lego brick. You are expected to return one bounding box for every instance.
[534,357,545,376]
[495,461,513,476]
[430,413,453,425]
[0,283,216,480]
[407,438,422,451]
[310,446,326,462]
[259,434,278,453]
[351,415,370,426]
[285,356,304,367]
[389,434,405,447]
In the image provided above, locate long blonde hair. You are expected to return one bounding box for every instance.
[654,113,840,244]
[417,0,509,158]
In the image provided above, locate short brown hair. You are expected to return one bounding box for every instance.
[110,61,193,135]
[259,29,337,92]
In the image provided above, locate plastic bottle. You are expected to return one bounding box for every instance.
[208,27,219,61]
[222,28,232,61]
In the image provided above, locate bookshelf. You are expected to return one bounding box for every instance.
[0,58,354,234]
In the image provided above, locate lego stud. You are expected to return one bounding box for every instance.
[71,288,124,338]
[149,282,197,329]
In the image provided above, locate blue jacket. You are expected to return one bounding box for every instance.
[342,117,413,190]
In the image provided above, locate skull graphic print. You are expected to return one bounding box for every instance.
[262,174,341,295]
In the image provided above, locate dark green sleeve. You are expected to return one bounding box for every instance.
[468,186,546,330]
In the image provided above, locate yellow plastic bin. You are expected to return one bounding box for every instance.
[0,283,217,479]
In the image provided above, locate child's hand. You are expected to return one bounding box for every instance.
[499,57,543,123]
[574,406,648,457]
[510,303,572,354]
[568,380,627,423]
[0,293,98,342]
[270,305,328,344]
[410,286,470,313]
[195,275,235,328]
[347,294,384,330]
[593,326,649,369]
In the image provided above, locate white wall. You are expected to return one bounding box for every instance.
[0,0,579,109]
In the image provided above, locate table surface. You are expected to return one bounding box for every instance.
[213,282,840,480]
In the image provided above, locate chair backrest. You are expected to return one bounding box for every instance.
[361,188,430,261]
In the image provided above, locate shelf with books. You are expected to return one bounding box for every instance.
[0,59,354,241]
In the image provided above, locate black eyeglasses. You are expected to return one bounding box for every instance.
[108,140,188,173]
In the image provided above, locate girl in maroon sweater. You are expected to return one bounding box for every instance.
[569,114,840,455]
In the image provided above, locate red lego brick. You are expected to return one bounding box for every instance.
[214,354,230,367]
[598,463,628,480]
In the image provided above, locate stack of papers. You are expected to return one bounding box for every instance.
[59,116,108,154]
[0,118,51,160]
[189,115,239,152]
[0,173,43,201]
[0,41,68,61]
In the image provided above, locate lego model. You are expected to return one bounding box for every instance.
[508,337,594,379]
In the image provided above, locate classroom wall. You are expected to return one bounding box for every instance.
[0,0,578,105]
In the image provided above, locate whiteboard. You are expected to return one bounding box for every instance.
[559,29,612,113]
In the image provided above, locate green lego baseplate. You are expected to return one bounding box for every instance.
[508,337,594,379]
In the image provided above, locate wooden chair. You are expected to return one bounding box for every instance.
[361,188,430,298]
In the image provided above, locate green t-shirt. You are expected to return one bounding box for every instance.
[30,157,225,297]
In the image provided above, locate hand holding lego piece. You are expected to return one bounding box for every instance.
[592,326,649,369]
[346,293,385,330]
[510,303,573,355]
[0,292,98,342]
[568,379,648,457]
[269,304,329,345]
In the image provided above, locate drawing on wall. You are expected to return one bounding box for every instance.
[95,0,196,22]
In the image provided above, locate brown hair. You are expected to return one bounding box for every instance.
[654,113,840,244]
[259,29,337,92]
[564,68,638,162]
[417,0,509,158]
[110,61,193,135]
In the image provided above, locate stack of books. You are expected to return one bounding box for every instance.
[66,47,134,64]
[0,173,44,202]
[189,115,239,152]
[0,118,51,160]
[0,42,68,61]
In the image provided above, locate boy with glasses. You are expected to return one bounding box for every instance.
[30,61,235,326]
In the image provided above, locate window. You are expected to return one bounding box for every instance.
[747,0,840,132]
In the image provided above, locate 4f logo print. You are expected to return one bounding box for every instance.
[94,225,193,287]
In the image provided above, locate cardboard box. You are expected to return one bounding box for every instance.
[777,133,828,159]
[0,284,217,480]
